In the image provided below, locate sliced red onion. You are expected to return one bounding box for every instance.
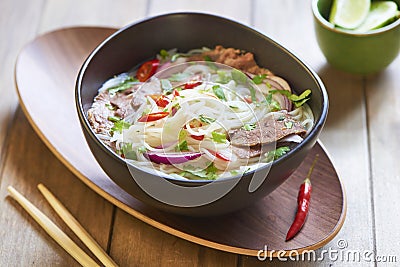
[143,151,202,164]
[154,141,178,149]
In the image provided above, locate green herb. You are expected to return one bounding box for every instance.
[284,121,293,129]
[179,130,187,142]
[175,140,189,152]
[108,116,121,122]
[120,143,137,160]
[137,146,147,153]
[271,89,312,108]
[204,55,212,61]
[266,82,272,88]
[249,85,257,102]
[211,131,227,143]
[107,76,137,96]
[111,119,131,134]
[243,123,256,131]
[212,85,226,101]
[229,105,239,110]
[180,163,218,180]
[216,70,231,84]
[105,103,115,110]
[171,53,181,62]
[159,49,169,60]
[231,69,248,84]
[160,79,173,93]
[265,93,281,111]
[199,114,216,124]
[265,146,290,162]
[168,72,192,82]
[252,74,267,85]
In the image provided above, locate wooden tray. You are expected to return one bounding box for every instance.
[15,27,346,257]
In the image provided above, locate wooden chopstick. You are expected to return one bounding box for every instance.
[7,186,99,267]
[37,184,118,267]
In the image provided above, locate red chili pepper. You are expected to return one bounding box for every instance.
[138,112,169,122]
[184,81,202,89]
[149,94,170,108]
[173,89,180,97]
[285,154,319,241]
[207,150,230,161]
[190,134,204,141]
[136,59,159,82]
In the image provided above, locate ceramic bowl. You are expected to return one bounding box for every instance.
[312,0,400,75]
[76,12,328,216]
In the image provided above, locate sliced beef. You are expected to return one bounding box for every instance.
[188,45,274,76]
[229,114,306,147]
[87,87,137,134]
[232,145,262,159]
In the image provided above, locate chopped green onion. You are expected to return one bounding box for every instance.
[212,85,226,101]
[199,114,216,124]
[211,131,227,143]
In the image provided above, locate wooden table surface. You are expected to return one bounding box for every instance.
[1,0,399,266]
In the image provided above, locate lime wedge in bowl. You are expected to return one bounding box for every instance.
[329,0,370,29]
[355,1,400,32]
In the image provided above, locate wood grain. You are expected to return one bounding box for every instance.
[14,26,345,258]
[0,108,112,266]
[0,0,44,165]
[366,56,400,259]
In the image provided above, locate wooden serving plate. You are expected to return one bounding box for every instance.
[15,27,346,256]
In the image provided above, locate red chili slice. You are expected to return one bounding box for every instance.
[136,59,159,82]
[138,112,169,122]
[244,96,253,103]
[184,81,202,89]
[173,89,180,97]
[190,135,204,141]
[207,149,230,161]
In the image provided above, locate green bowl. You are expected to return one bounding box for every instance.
[312,0,400,74]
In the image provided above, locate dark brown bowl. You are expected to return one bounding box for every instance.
[76,12,328,217]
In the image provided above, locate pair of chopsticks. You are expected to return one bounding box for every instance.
[7,184,118,267]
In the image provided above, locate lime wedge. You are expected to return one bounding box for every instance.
[355,1,399,32]
[329,0,371,29]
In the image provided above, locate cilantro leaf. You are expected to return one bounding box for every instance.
[110,118,131,134]
[252,74,267,84]
[212,85,226,101]
[265,146,290,162]
[175,140,189,152]
[243,123,256,131]
[180,163,218,180]
[107,75,137,96]
[271,89,312,108]
[211,131,227,143]
[119,143,137,160]
[265,93,281,111]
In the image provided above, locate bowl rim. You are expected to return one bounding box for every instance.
[312,0,400,36]
[76,12,329,184]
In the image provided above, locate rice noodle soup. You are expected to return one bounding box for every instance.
[87,46,314,180]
